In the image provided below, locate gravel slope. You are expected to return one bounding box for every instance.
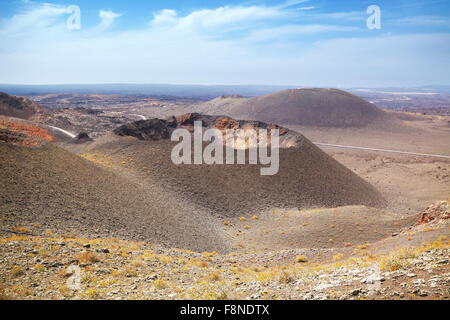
[0,141,227,253]
[86,132,385,218]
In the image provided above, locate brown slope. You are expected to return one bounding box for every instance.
[88,114,386,219]
[0,92,43,120]
[196,88,390,128]
[0,130,227,252]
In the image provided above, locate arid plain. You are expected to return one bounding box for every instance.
[0,89,449,300]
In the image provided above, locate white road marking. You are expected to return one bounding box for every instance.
[314,142,450,159]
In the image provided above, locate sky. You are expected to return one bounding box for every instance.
[0,0,449,87]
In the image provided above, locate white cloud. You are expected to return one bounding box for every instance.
[0,3,68,35]
[243,24,359,42]
[150,5,284,36]
[95,10,122,31]
[151,9,178,28]
[99,10,121,25]
[277,0,311,8]
[0,1,449,86]
[392,15,450,27]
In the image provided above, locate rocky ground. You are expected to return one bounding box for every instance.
[0,223,448,300]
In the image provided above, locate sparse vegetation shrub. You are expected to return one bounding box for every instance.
[39,249,50,258]
[203,290,228,300]
[2,234,30,242]
[13,227,31,233]
[344,242,353,247]
[0,284,10,300]
[80,153,114,167]
[131,259,144,267]
[202,251,218,258]
[379,248,417,271]
[153,279,168,290]
[11,266,24,277]
[185,285,228,300]
[157,255,172,264]
[74,251,100,264]
[256,270,277,283]
[81,271,97,284]
[10,284,32,298]
[295,255,308,263]
[279,271,294,284]
[85,288,100,299]
[207,271,222,282]
[34,264,46,271]
[333,254,344,261]
[119,265,139,278]
[111,269,121,277]
[98,279,117,287]
[188,258,209,268]
[59,284,74,298]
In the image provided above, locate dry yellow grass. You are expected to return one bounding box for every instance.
[11,266,24,277]
[207,271,222,282]
[153,279,168,290]
[85,288,100,299]
[13,227,31,233]
[33,264,46,271]
[73,251,100,264]
[295,255,308,263]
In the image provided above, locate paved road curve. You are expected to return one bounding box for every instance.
[47,125,77,139]
[314,142,450,160]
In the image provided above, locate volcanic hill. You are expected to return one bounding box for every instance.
[0,92,43,120]
[88,113,386,218]
[195,88,390,127]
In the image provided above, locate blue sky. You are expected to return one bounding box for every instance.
[0,0,449,86]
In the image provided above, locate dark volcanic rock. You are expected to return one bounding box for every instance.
[71,132,93,144]
[0,129,27,144]
[114,119,172,140]
[113,113,292,142]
